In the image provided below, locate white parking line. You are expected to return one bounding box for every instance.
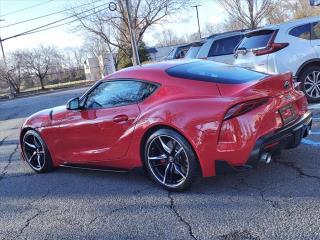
[309,103,320,110]
[302,139,320,147]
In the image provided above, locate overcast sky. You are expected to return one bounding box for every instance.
[0,0,225,54]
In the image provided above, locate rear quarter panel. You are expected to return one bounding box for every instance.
[125,76,227,177]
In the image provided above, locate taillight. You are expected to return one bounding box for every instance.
[253,43,289,56]
[224,98,269,121]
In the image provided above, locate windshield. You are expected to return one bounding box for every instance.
[185,46,201,58]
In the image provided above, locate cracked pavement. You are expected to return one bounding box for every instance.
[0,87,320,240]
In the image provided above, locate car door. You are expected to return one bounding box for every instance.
[56,80,150,165]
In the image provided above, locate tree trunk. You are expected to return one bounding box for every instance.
[39,77,45,90]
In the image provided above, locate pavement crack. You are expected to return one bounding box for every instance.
[18,209,49,237]
[259,190,280,208]
[0,136,8,146]
[220,229,260,240]
[168,192,197,240]
[275,160,320,181]
[0,143,19,182]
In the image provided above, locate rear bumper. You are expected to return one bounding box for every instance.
[246,111,312,167]
[215,111,312,174]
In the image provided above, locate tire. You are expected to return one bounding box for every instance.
[300,65,320,103]
[143,128,201,191]
[22,130,53,173]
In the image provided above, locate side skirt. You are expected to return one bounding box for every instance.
[59,163,129,173]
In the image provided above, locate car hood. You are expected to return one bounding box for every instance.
[23,105,67,129]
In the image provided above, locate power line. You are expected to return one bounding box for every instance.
[0,0,103,29]
[0,0,55,18]
[19,7,108,37]
[1,4,107,42]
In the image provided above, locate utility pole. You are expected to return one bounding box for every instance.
[0,19,14,98]
[192,5,202,39]
[125,0,140,65]
[0,20,7,67]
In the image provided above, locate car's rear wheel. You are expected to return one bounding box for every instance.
[300,66,320,103]
[22,130,53,173]
[143,129,200,191]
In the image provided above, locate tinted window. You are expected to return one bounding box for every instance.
[239,30,274,49]
[166,61,268,84]
[175,46,190,59]
[208,35,243,57]
[312,22,320,39]
[289,24,311,40]
[84,80,157,109]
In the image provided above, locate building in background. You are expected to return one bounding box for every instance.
[98,53,116,77]
[84,58,100,81]
[84,54,116,81]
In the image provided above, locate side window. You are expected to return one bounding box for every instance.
[84,80,157,109]
[312,22,320,39]
[289,24,311,40]
[208,35,243,57]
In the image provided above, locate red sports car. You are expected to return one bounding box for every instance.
[20,60,312,191]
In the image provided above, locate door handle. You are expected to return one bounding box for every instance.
[113,114,129,123]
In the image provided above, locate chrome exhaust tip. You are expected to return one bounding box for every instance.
[260,152,272,165]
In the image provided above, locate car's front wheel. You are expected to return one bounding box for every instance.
[143,129,200,191]
[22,130,53,173]
[300,66,320,103]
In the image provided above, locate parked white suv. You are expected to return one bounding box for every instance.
[196,30,245,64]
[234,16,320,102]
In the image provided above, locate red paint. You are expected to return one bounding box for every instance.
[20,61,309,177]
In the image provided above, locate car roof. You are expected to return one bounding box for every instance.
[246,16,320,34]
[107,59,267,85]
[106,59,197,83]
[206,29,247,40]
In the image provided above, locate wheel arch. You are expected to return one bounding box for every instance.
[139,124,203,177]
[20,127,35,147]
[296,58,320,81]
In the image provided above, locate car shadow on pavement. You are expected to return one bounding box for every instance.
[2,149,320,201]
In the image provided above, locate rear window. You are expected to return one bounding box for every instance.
[208,35,243,57]
[238,30,274,50]
[166,61,268,84]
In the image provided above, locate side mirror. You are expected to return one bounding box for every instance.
[66,97,80,110]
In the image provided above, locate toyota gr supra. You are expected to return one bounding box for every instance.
[20,60,312,191]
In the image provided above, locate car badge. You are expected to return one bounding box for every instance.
[284,81,290,90]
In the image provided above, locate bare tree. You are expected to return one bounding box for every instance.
[0,50,30,95]
[82,36,108,58]
[70,0,191,65]
[267,0,320,24]
[153,29,187,47]
[217,0,274,29]
[23,45,62,90]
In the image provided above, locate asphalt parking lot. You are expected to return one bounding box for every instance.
[0,87,320,240]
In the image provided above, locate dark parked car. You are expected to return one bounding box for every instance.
[164,44,192,60]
